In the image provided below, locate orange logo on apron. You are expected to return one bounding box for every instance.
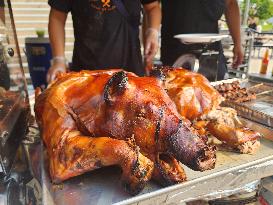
[101,0,111,8]
[90,0,115,12]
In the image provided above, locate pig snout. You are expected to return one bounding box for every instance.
[167,124,216,171]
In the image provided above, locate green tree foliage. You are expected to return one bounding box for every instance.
[241,0,273,20]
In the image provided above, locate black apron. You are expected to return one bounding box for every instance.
[69,0,144,76]
[161,0,227,80]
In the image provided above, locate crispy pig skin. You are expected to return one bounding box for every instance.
[151,67,261,154]
[35,69,216,194]
[151,67,224,121]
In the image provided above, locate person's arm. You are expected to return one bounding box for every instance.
[143,1,161,74]
[225,0,244,68]
[47,8,68,83]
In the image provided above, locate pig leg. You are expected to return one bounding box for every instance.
[207,122,261,154]
[49,132,154,195]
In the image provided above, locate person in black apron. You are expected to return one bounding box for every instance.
[161,0,243,80]
[47,0,161,82]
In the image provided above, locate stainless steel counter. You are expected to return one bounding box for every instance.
[248,73,273,84]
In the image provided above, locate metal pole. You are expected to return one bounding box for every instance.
[243,0,251,26]
[7,0,29,101]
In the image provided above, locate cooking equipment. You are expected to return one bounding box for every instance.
[173,33,228,81]
[0,34,11,90]
[0,0,30,176]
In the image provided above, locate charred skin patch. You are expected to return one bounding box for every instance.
[76,162,83,169]
[149,66,176,81]
[194,146,217,171]
[122,179,146,196]
[72,147,83,161]
[153,153,187,186]
[150,67,166,81]
[58,148,67,165]
[155,156,174,186]
[104,71,128,105]
[125,149,153,195]
[123,158,148,196]
[131,158,148,179]
[94,160,102,168]
[155,108,164,144]
[167,121,216,171]
[130,147,148,179]
[131,155,140,175]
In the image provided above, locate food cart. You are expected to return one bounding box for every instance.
[1,1,273,205]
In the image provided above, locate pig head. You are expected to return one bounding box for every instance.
[62,71,216,185]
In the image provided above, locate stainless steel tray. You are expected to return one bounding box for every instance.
[213,79,273,128]
[40,118,273,205]
[223,99,273,129]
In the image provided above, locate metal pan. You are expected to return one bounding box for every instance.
[218,79,273,129]
[39,118,273,205]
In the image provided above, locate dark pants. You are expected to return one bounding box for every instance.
[198,52,227,81]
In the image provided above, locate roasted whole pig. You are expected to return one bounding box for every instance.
[35,69,216,195]
[151,67,261,154]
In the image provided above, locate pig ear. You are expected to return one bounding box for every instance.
[104,71,128,105]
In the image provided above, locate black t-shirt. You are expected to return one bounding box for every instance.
[161,0,226,65]
[49,0,156,76]
[0,0,4,7]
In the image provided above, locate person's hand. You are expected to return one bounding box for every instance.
[232,44,244,68]
[46,61,66,83]
[144,28,159,74]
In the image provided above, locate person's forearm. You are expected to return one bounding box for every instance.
[225,0,241,46]
[48,8,67,58]
[144,2,161,31]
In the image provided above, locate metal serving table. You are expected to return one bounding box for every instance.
[248,73,273,84]
[4,117,269,205]
[2,85,273,205]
